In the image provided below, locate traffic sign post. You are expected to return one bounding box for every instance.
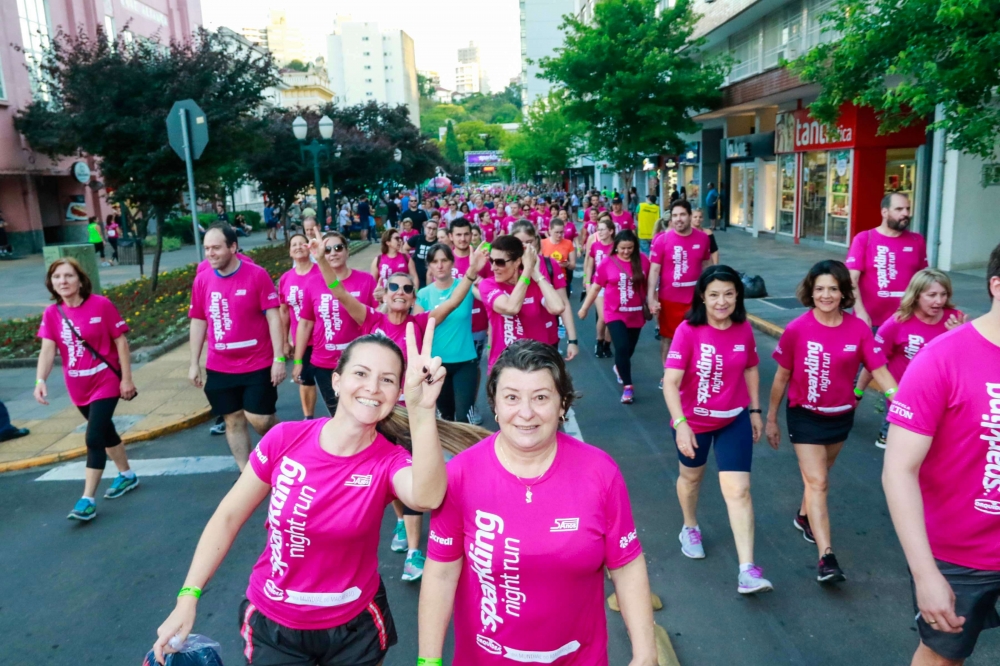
[167,100,209,262]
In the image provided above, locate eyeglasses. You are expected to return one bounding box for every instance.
[387,282,414,294]
[324,244,347,253]
[489,257,510,267]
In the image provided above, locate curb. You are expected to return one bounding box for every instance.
[0,407,213,474]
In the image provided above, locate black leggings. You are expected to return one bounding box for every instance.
[437,359,478,422]
[108,238,119,261]
[77,397,121,470]
[607,321,642,386]
[312,366,339,416]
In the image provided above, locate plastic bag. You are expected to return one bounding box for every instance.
[142,634,224,666]
[739,272,768,299]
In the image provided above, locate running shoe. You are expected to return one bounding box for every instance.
[104,473,139,499]
[621,385,634,404]
[209,421,226,436]
[390,521,407,553]
[875,434,887,449]
[658,378,664,391]
[613,365,623,385]
[67,498,96,522]
[467,405,483,426]
[793,513,816,544]
[595,342,603,358]
[738,565,774,595]
[603,341,613,358]
[678,526,705,559]
[817,553,846,583]
[402,550,425,582]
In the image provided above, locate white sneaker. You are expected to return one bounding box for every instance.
[738,565,774,594]
[679,526,705,559]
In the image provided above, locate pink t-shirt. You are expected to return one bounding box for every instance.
[279,265,322,345]
[588,240,613,275]
[773,310,886,414]
[845,229,928,327]
[650,229,712,304]
[480,277,555,369]
[537,214,551,236]
[247,420,411,630]
[189,261,279,373]
[665,321,759,433]
[400,229,418,246]
[611,211,635,232]
[362,309,430,366]
[539,257,568,345]
[886,324,1000,570]
[299,270,377,370]
[428,432,642,665]
[376,252,410,288]
[594,255,650,328]
[196,252,255,275]
[563,220,578,241]
[454,254,492,333]
[500,216,518,236]
[38,296,128,406]
[875,309,961,383]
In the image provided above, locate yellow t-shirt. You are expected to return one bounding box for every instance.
[637,203,660,240]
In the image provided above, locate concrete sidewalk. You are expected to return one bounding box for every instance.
[0,243,380,472]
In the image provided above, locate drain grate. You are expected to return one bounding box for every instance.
[759,297,808,310]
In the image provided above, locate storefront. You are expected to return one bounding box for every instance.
[773,104,926,246]
[724,133,775,232]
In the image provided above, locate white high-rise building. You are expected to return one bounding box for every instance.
[521,0,575,106]
[327,20,420,128]
[455,41,487,95]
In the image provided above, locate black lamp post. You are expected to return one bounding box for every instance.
[292,115,334,226]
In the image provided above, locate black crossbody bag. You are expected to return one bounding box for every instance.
[57,304,137,400]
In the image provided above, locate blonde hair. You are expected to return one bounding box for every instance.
[652,217,670,237]
[895,269,956,322]
[379,407,492,455]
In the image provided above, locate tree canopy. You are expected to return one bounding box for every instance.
[792,0,1000,159]
[538,0,726,174]
[506,90,584,180]
[418,85,524,138]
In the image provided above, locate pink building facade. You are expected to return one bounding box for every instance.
[0,0,202,253]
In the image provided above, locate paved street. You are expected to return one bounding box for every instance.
[2,277,996,665]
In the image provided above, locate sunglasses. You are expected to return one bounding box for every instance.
[489,257,512,267]
[324,244,347,253]
[387,282,414,294]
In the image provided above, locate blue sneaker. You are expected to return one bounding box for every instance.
[104,473,139,499]
[390,521,407,553]
[402,550,425,581]
[68,498,96,521]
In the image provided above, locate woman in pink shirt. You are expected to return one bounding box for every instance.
[766,260,897,584]
[152,326,456,666]
[475,209,496,243]
[583,218,616,358]
[858,268,965,448]
[399,218,418,247]
[418,341,657,666]
[661,265,772,594]
[279,234,323,419]
[370,228,418,289]
[579,230,650,404]
[35,258,138,521]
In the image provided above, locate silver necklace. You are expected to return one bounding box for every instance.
[498,439,557,504]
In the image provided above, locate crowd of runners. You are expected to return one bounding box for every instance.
[28,184,1000,666]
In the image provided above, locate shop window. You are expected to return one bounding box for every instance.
[801,151,828,240]
[104,15,116,46]
[778,155,796,235]
[826,150,852,245]
[885,148,917,199]
[17,0,53,98]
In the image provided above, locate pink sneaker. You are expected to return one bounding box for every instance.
[621,385,634,404]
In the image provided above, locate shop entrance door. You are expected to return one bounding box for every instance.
[729,163,754,227]
[745,165,756,228]
[801,152,828,239]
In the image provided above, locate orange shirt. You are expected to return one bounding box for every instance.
[541,238,574,265]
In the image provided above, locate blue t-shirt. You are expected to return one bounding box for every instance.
[417,280,475,364]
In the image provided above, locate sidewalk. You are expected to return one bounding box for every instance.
[0,243,380,472]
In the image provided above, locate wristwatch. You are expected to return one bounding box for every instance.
[567,339,579,345]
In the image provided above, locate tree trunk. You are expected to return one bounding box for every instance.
[150,207,164,292]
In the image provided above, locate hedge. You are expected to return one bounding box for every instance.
[164,210,263,244]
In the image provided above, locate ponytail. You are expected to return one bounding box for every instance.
[378,407,492,454]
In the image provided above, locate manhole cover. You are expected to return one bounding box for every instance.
[759,297,807,310]
[73,414,144,434]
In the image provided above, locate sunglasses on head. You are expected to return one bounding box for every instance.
[388,282,414,294]
[324,243,347,253]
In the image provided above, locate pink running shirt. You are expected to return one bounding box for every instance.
[594,254,650,328]
[539,256,568,345]
[773,310,886,414]
[428,432,642,665]
[588,240,613,274]
[189,261,280,373]
[649,229,712,304]
[563,220,578,241]
[279,265,323,346]
[665,320,759,433]
[362,309,430,366]
[299,270,377,370]
[38,295,128,406]
[886,324,1000,570]
[376,253,411,288]
[247,420,412,629]
[480,277,555,369]
[611,211,635,232]
[454,254,492,333]
[845,229,928,327]
[500,216,518,235]
[875,309,961,383]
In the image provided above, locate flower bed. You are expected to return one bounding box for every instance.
[0,242,366,360]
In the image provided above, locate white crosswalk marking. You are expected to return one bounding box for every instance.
[563,407,583,440]
[35,456,238,481]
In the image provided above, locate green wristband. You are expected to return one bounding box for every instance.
[853,387,864,399]
[671,416,687,428]
[884,387,898,399]
[178,586,202,599]
[417,659,443,666]
[274,356,286,363]
[293,359,304,366]
[328,278,341,289]
[520,276,531,286]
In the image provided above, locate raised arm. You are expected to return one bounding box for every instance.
[489,246,536,316]
[426,250,487,324]
[310,239,368,326]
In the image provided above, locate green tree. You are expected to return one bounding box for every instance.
[506,90,584,181]
[443,121,463,165]
[15,27,277,289]
[792,0,1000,159]
[285,59,309,72]
[538,0,726,185]
[416,72,436,98]
[453,120,508,153]
[420,103,469,137]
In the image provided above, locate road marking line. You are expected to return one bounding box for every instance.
[35,456,238,481]
[563,407,582,440]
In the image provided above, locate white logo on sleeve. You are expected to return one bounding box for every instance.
[550,518,579,532]
[889,401,914,420]
[619,529,638,549]
[254,448,268,465]
[429,530,453,545]
[344,474,373,487]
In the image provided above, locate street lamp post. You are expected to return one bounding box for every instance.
[293,115,334,227]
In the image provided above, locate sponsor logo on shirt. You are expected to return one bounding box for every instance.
[236,289,247,296]
[843,344,857,352]
[693,244,701,249]
[903,246,914,252]
[58,319,85,368]
[89,317,102,324]
[804,341,832,403]
[344,474,373,487]
[287,286,305,320]
[979,383,1000,497]
[319,293,344,343]
[254,447,267,465]
[733,344,745,352]
[889,400,913,420]
[477,635,503,655]
[667,350,682,361]
[467,510,523,633]
[550,518,579,532]
[617,271,635,310]
[904,334,925,360]
[115,320,127,328]
[209,292,233,344]
[974,499,1000,515]
[619,529,638,549]
[429,530,453,546]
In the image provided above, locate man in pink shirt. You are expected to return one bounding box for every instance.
[610,196,635,232]
[883,242,1000,666]
[846,193,928,329]
[500,202,522,236]
[189,224,286,470]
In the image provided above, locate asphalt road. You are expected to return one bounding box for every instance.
[2,307,998,665]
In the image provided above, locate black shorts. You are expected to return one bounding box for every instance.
[786,405,855,445]
[911,559,1000,660]
[239,581,397,666]
[299,346,317,387]
[205,367,278,417]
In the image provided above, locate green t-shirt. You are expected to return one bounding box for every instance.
[87,223,102,244]
[417,280,475,363]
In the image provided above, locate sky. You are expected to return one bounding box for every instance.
[201,0,522,91]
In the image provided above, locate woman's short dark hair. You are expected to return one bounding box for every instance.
[796,259,855,309]
[686,265,746,325]
[487,340,579,413]
[490,234,524,262]
[45,257,93,302]
[427,243,454,264]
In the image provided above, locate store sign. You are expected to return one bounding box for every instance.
[726,139,750,159]
[72,161,91,184]
[680,142,700,164]
[775,109,855,153]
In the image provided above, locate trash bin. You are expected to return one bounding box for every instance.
[43,244,102,294]
[116,239,143,266]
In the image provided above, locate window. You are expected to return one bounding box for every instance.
[365,78,372,83]
[362,36,369,41]
[363,51,370,56]
[17,0,53,96]
[364,65,371,70]
[0,52,6,100]
[728,26,760,82]
[806,0,838,48]
[103,15,116,46]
